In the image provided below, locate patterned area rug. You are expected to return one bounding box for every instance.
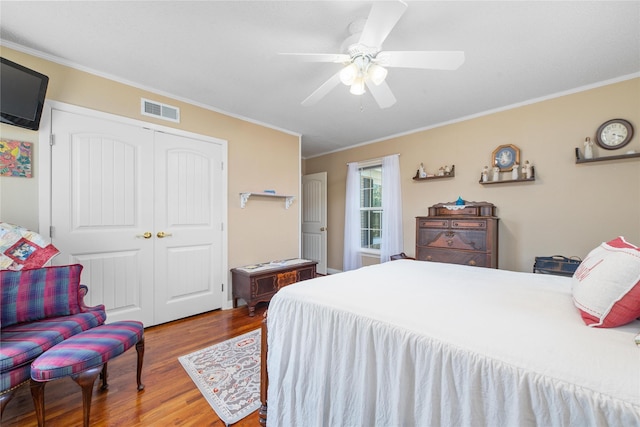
[178,329,261,425]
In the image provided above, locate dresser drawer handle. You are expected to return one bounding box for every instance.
[445,231,455,237]
[468,260,477,266]
[447,239,453,247]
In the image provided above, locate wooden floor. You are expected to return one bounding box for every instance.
[2,304,268,427]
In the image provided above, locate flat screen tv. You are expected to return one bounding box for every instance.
[1,57,49,131]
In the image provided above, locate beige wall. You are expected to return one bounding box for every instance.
[305,78,640,273]
[0,47,301,282]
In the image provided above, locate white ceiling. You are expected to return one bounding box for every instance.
[1,1,639,158]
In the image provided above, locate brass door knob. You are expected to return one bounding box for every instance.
[136,232,152,239]
[320,227,326,231]
[468,260,477,266]
[157,231,173,238]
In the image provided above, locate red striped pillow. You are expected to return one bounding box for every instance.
[572,237,640,328]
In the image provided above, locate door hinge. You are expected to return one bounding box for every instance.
[49,134,55,146]
[49,225,55,238]
[221,283,224,292]
[221,161,224,171]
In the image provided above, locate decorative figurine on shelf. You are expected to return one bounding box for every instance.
[584,137,594,159]
[419,163,427,178]
[455,196,465,206]
[492,166,500,182]
[524,160,533,179]
[438,166,445,176]
[511,163,519,180]
[482,166,489,182]
[444,165,451,175]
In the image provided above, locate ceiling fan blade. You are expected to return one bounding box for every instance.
[359,0,408,49]
[365,79,396,109]
[301,70,343,106]
[279,53,350,63]
[375,51,465,70]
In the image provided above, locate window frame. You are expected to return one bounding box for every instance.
[357,161,383,255]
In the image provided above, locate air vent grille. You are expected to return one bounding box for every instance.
[141,98,180,123]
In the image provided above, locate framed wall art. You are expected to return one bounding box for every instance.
[0,139,33,178]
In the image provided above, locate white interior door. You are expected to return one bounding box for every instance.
[50,109,155,325]
[153,131,224,324]
[49,106,225,326]
[302,172,327,274]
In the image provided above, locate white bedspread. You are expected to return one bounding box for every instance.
[266,260,640,427]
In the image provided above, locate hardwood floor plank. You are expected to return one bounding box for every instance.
[2,305,266,426]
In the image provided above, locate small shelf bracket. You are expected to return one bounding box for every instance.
[239,192,295,209]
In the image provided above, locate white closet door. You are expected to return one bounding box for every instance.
[152,131,224,324]
[50,108,225,326]
[50,109,155,325]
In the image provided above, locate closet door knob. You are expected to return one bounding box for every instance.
[136,232,152,239]
[157,231,173,238]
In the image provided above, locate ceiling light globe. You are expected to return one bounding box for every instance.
[350,79,366,95]
[340,63,358,86]
[368,64,388,86]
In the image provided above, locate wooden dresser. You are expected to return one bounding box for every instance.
[416,201,499,268]
[231,259,317,316]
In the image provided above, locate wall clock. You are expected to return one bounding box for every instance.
[596,119,634,150]
[492,144,520,171]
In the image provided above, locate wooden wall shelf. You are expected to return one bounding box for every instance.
[575,151,640,164]
[413,165,455,181]
[479,177,535,185]
[240,192,295,209]
[479,166,535,185]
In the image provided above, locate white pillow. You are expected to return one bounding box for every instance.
[572,236,640,328]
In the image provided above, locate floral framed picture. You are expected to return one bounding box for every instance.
[492,144,520,172]
[0,139,33,178]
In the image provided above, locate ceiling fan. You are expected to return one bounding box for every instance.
[283,0,465,109]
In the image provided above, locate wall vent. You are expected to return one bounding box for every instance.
[141,98,180,123]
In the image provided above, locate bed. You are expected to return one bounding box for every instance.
[261,258,640,426]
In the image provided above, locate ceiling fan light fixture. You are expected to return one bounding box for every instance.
[340,63,358,86]
[367,63,387,85]
[350,78,366,95]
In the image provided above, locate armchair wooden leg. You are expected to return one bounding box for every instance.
[71,366,102,427]
[100,363,109,390]
[136,336,145,391]
[30,380,46,427]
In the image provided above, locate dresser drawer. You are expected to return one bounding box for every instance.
[418,229,487,251]
[418,219,449,228]
[451,219,487,229]
[416,248,488,267]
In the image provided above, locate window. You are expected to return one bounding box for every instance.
[359,165,382,250]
